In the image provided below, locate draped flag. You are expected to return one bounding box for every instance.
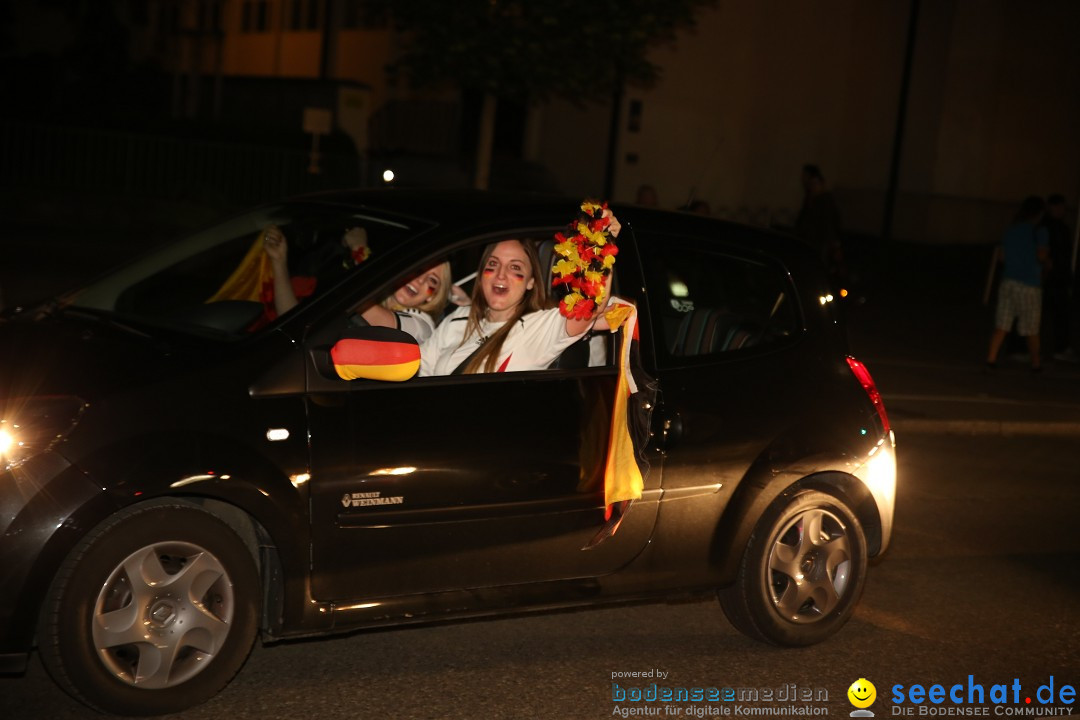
[206,230,273,304]
[548,199,656,547]
[584,299,657,548]
[206,229,319,329]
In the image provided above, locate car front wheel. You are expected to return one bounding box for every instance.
[38,500,260,716]
[720,489,868,646]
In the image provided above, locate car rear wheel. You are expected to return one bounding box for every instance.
[719,489,867,646]
[38,501,260,716]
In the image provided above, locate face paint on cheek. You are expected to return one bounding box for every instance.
[511,273,525,283]
[482,268,495,277]
[426,286,436,297]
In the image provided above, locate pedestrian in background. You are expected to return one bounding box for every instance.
[986,195,1050,372]
[795,164,844,283]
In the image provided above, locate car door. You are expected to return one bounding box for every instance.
[304,235,659,602]
[637,229,808,497]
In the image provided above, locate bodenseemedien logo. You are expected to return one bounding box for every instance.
[890,676,1075,716]
[609,678,829,717]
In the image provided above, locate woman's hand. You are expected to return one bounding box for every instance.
[603,208,622,238]
[262,225,300,316]
[263,225,288,267]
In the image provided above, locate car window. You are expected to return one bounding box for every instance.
[641,236,800,362]
[312,234,620,385]
[66,202,418,338]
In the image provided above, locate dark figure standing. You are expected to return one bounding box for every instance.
[986,196,1049,372]
[1042,194,1076,360]
[795,164,844,283]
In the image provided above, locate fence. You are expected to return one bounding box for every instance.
[0,120,362,209]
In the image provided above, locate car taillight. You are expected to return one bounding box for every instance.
[846,356,890,435]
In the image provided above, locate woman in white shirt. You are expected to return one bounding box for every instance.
[420,235,612,376]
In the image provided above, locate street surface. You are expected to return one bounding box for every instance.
[2,433,1077,719]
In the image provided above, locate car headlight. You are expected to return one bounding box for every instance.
[862,436,896,502]
[0,396,87,471]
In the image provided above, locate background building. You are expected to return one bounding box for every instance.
[549,0,1080,244]
[2,0,1077,246]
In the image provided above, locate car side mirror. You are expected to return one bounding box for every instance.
[319,325,421,382]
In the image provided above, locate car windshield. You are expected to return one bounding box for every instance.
[61,201,421,339]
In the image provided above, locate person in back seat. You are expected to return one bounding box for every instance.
[265,224,451,343]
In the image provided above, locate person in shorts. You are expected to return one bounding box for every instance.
[986,196,1049,371]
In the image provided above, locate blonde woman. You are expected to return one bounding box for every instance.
[358,261,452,343]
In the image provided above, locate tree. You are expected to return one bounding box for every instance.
[374,0,714,189]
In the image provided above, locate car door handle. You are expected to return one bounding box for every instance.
[653,409,682,452]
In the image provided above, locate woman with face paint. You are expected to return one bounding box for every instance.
[418,210,620,376]
[357,261,452,343]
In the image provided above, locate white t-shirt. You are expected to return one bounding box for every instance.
[420,306,586,376]
[393,308,436,344]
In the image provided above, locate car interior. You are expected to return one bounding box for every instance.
[648,247,799,359]
[317,234,620,382]
[79,208,410,337]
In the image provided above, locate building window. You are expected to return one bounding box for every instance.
[341,0,388,29]
[287,0,322,31]
[130,0,151,26]
[198,0,224,32]
[242,0,272,32]
[157,0,181,35]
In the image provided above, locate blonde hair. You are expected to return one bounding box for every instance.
[461,240,548,374]
[382,260,452,319]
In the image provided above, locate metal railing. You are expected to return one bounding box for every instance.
[0,120,362,207]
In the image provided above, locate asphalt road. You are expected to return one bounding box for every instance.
[3,433,1078,719]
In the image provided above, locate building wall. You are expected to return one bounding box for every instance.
[533,98,612,202]
[181,1,392,110]
[13,0,1074,244]
[335,29,394,106]
[538,0,1080,244]
[895,0,1080,243]
[590,0,907,225]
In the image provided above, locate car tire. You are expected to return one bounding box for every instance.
[719,489,867,646]
[37,500,260,716]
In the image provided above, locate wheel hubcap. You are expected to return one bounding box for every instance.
[91,541,236,689]
[148,599,178,629]
[766,507,852,624]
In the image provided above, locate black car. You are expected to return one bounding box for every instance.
[0,190,896,716]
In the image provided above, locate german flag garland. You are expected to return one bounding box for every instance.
[552,200,619,319]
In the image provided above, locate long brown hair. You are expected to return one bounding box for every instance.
[461,239,548,374]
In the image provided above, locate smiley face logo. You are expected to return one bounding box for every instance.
[848,678,877,709]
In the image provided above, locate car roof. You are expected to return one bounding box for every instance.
[292,188,819,274]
